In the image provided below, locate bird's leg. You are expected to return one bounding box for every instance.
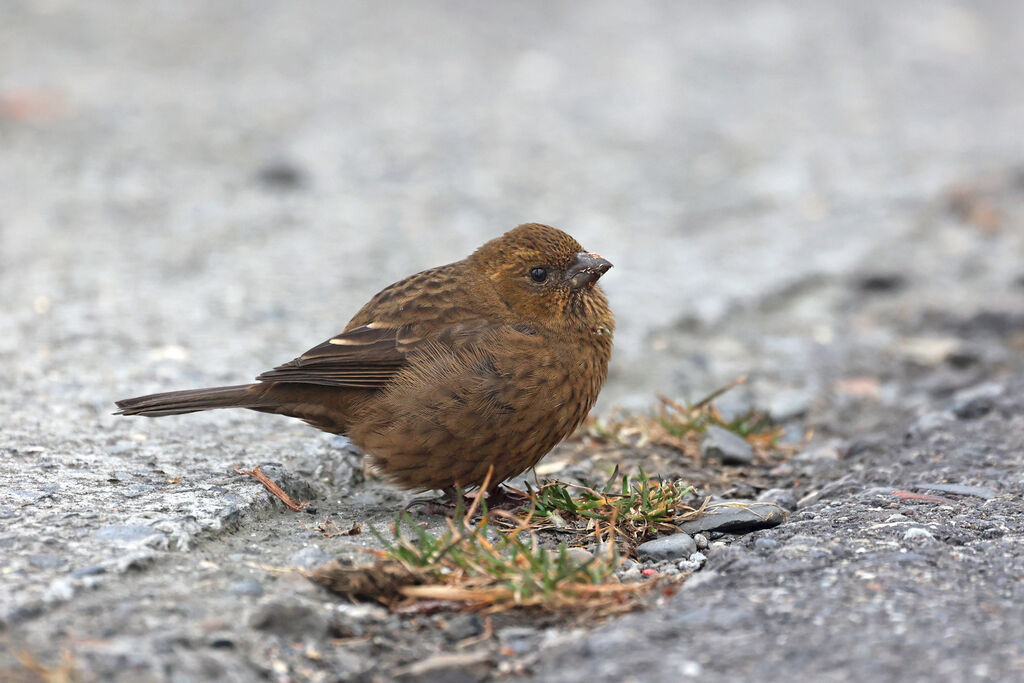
[483,483,530,511]
[405,487,466,516]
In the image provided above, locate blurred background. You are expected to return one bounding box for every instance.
[2,0,1023,417]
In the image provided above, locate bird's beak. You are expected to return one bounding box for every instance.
[566,252,613,289]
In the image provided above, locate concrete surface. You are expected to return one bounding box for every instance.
[2,1,1024,681]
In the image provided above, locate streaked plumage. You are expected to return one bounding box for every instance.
[116,223,614,491]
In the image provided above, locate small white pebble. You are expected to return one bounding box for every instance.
[903,527,935,543]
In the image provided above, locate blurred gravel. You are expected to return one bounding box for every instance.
[2,1,1024,681]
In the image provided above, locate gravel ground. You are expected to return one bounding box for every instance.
[2,2,1024,681]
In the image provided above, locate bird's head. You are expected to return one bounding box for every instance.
[470,223,614,330]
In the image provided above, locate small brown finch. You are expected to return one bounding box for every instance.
[116,223,614,492]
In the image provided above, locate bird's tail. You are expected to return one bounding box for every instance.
[114,384,268,417]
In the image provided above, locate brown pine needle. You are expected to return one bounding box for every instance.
[234,465,307,512]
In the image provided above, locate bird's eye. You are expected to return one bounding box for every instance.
[529,267,549,283]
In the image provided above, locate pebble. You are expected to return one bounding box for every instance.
[678,554,704,573]
[754,537,779,551]
[637,533,698,561]
[619,566,642,582]
[228,582,264,597]
[289,546,332,569]
[700,426,754,465]
[693,533,709,550]
[680,502,786,535]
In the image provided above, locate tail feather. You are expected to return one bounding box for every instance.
[114,384,266,417]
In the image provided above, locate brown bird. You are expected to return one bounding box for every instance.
[115,223,614,493]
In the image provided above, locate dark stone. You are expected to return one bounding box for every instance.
[70,566,106,579]
[442,614,483,642]
[256,160,306,189]
[249,601,328,640]
[953,397,995,419]
[680,502,787,535]
[700,426,754,465]
[856,273,906,292]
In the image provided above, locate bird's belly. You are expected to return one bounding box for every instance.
[350,347,604,491]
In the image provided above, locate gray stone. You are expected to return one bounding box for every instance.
[680,502,787,535]
[289,545,332,569]
[637,533,698,561]
[565,547,594,566]
[754,537,779,551]
[701,426,755,465]
[908,411,955,438]
[693,533,709,550]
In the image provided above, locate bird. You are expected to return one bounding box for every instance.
[115,223,614,494]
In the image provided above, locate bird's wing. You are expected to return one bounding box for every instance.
[255,320,498,389]
[255,323,421,388]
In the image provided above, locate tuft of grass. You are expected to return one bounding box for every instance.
[524,468,703,548]
[581,377,786,460]
[375,499,634,610]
